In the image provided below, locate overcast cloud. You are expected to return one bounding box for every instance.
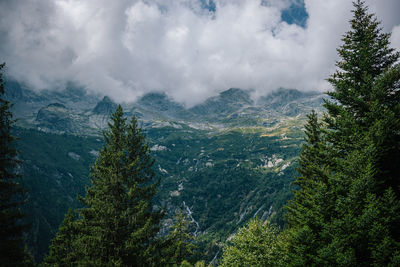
[0,0,399,106]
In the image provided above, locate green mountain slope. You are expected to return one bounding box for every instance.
[8,85,323,262]
[15,128,102,259]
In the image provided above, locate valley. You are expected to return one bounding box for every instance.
[8,82,324,262]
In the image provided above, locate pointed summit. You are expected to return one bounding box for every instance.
[136,92,185,118]
[188,88,253,119]
[92,96,117,115]
[219,88,252,104]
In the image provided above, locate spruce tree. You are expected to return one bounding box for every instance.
[0,63,32,266]
[286,1,400,265]
[77,105,162,266]
[325,0,400,193]
[323,1,400,264]
[46,105,163,266]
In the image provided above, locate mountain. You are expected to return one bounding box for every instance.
[15,128,101,259]
[258,88,324,116]
[6,81,325,262]
[135,92,185,119]
[10,84,324,134]
[92,96,117,115]
[36,103,76,133]
[187,88,254,121]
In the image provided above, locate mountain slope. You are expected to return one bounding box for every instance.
[6,83,325,262]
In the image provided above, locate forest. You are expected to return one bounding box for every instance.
[1,1,400,266]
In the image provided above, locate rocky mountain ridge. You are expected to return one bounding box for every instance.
[7,80,324,135]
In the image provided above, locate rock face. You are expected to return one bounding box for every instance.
[258,88,324,116]
[136,92,185,118]
[92,96,117,115]
[187,88,254,121]
[36,103,75,133]
[11,81,326,135]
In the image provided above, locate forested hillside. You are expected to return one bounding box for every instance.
[12,87,316,261]
[1,0,399,266]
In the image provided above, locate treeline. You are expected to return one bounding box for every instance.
[220,1,400,266]
[1,0,400,266]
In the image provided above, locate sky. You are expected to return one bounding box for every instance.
[0,0,400,106]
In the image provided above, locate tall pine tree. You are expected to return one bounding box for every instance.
[325,0,400,195]
[46,105,163,266]
[287,1,400,265]
[323,1,400,264]
[0,63,32,266]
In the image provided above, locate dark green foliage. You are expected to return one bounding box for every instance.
[286,1,400,265]
[0,63,32,266]
[46,105,163,266]
[323,1,400,264]
[15,113,303,264]
[146,124,302,261]
[14,127,101,261]
[160,211,197,266]
[285,110,334,265]
[44,209,79,266]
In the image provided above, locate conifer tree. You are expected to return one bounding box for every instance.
[46,105,163,266]
[325,0,400,191]
[286,1,400,265]
[77,105,162,266]
[0,63,32,266]
[161,211,197,266]
[322,1,400,264]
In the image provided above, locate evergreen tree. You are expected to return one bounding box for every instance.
[46,105,163,266]
[286,1,400,265]
[323,1,400,264]
[78,105,162,266]
[0,63,32,266]
[161,211,197,266]
[325,0,400,194]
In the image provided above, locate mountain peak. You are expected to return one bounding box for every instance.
[92,96,117,115]
[187,88,253,120]
[220,88,249,98]
[136,92,184,116]
[218,88,253,105]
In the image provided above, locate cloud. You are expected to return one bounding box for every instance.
[0,0,399,106]
[392,26,400,51]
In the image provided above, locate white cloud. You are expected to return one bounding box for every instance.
[0,0,399,106]
[392,25,400,51]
